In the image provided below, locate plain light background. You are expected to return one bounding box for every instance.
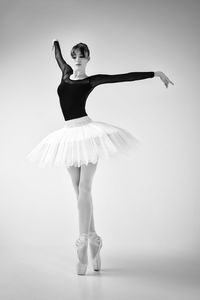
[0,0,199,297]
[1,0,199,256]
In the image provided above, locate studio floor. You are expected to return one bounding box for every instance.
[0,245,199,300]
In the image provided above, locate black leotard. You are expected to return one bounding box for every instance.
[54,41,155,121]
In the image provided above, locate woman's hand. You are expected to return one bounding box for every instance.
[52,39,58,51]
[155,71,174,88]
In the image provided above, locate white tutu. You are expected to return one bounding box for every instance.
[26,116,140,168]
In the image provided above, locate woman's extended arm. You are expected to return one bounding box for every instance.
[52,40,73,75]
[89,72,155,88]
[89,71,174,89]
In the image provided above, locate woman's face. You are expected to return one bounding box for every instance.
[72,49,90,70]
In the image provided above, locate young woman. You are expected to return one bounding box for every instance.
[26,39,174,275]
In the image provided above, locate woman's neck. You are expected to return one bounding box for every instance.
[72,70,87,79]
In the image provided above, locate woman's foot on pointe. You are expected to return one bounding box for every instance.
[75,233,89,275]
[88,231,103,271]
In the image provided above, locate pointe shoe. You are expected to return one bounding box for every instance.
[75,233,89,275]
[88,231,103,271]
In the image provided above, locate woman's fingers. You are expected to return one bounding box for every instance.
[156,72,174,88]
[161,75,168,88]
[166,78,174,86]
[162,74,174,88]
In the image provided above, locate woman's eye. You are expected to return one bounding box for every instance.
[73,56,84,59]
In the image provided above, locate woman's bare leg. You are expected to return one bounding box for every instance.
[78,162,98,235]
[67,162,100,270]
[66,163,97,234]
[66,165,81,199]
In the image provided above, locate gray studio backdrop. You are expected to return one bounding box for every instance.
[1,0,199,262]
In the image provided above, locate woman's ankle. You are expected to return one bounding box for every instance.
[88,231,97,237]
[79,232,89,238]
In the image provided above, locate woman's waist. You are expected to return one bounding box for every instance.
[64,115,92,127]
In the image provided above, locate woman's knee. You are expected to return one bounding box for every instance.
[67,165,80,195]
[79,162,98,191]
[78,180,92,195]
[77,182,92,210]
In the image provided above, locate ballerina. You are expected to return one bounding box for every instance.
[26,39,174,275]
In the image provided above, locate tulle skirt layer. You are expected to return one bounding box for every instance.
[26,116,140,168]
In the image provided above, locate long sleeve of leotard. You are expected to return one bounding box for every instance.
[53,41,73,75]
[89,72,155,88]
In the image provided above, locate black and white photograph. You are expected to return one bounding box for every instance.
[0,0,199,299]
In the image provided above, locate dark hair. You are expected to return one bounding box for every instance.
[71,42,90,59]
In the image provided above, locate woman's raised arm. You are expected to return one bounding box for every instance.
[52,40,73,75]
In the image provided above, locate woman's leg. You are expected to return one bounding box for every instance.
[66,165,81,199]
[67,162,101,273]
[66,164,97,234]
[78,162,98,235]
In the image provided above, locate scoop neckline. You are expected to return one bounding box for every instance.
[69,76,89,81]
